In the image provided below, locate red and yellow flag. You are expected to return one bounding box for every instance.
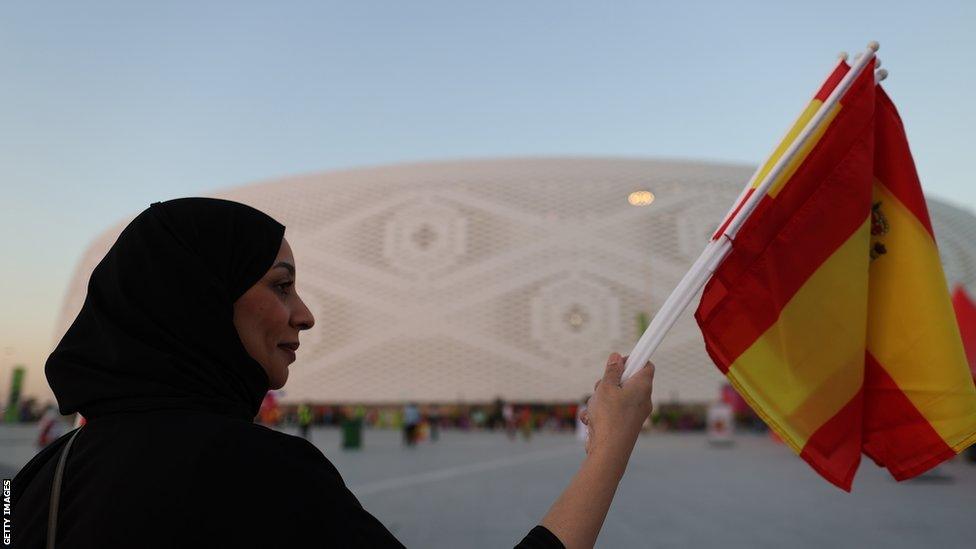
[695,58,976,490]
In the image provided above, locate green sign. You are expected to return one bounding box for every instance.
[637,311,650,335]
[4,366,25,423]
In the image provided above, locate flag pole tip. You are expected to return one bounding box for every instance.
[876,68,888,82]
[867,40,880,52]
[874,58,881,68]
[837,51,849,60]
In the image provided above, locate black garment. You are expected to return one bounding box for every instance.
[13,410,406,548]
[14,415,562,548]
[516,526,566,549]
[11,197,562,548]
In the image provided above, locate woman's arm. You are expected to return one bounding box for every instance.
[537,353,654,549]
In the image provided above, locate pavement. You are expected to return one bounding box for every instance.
[3,424,973,548]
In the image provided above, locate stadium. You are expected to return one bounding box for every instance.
[52,157,976,407]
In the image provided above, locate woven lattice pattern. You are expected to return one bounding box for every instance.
[55,158,976,404]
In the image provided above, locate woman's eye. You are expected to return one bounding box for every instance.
[276,281,294,294]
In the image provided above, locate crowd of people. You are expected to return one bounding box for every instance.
[254,393,737,444]
[7,388,760,452]
[260,395,585,435]
[16,392,976,465]
[241,382,829,458]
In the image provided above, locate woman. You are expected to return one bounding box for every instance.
[12,197,654,548]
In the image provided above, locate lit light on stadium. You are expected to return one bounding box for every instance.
[628,190,655,206]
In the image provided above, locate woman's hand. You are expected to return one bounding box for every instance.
[579,353,654,463]
[537,353,654,548]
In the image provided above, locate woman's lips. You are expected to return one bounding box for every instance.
[277,345,296,360]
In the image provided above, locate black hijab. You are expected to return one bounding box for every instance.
[45,197,285,422]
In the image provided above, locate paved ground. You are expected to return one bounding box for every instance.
[3,425,973,548]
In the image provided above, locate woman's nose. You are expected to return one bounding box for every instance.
[294,298,315,330]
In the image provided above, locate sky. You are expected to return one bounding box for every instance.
[1,1,974,403]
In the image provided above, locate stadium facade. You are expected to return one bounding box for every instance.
[53,158,976,405]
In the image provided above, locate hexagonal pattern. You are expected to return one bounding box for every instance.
[530,274,621,367]
[382,197,468,279]
[52,158,976,404]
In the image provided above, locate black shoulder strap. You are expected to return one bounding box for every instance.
[47,426,84,549]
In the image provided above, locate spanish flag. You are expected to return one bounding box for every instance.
[695,57,976,490]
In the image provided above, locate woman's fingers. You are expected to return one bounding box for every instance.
[602,353,624,387]
[625,360,656,410]
[636,360,655,386]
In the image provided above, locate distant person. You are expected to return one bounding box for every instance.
[427,404,441,442]
[491,397,505,430]
[503,401,517,440]
[518,406,534,441]
[297,402,313,440]
[471,407,486,429]
[576,395,591,444]
[19,398,38,422]
[403,402,421,446]
[258,390,280,425]
[35,405,67,449]
[11,198,654,549]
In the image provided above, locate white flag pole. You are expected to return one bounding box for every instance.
[620,42,879,383]
[706,50,858,244]
[708,54,847,244]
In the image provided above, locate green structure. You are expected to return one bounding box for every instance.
[4,366,25,423]
[297,403,313,426]
[637,311,650,335]
[342,417,363,449]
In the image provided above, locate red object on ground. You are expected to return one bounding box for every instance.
[259,391,281,425]
[720,383,750,415]
[952,284,976,379]
[37,420,55,447]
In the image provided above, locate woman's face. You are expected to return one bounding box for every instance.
[233,237,315,390]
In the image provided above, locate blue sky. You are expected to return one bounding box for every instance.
[2,1,973,400]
